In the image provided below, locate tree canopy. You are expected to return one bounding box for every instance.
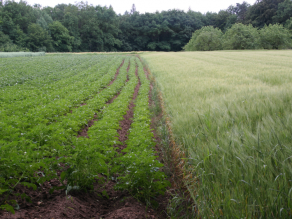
[0,0,291,52]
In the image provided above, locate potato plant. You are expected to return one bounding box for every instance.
[1,54,168,213]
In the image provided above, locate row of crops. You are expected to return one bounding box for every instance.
[0,52,45,59]
[0,54,169,213]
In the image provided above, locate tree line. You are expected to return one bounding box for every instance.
[184,23,292,51]
[0,0,291,52]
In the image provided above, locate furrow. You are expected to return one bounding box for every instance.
[116,58,170,202]
[116,65,141,151]
[106,61,130,105]
[76,59,127,138]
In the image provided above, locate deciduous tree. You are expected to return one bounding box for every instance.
[222,23,261,49]
[183,26,223,51]
[260,23,291,49]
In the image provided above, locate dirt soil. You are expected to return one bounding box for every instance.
[116,66,140,152]
[0,62,171,219]
[0,175,162,218]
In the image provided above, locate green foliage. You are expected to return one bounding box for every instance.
[222,23,261,50]
[49,21,73,52]
[1,0,292,52]
[0,54,120,209]
[227,2,250,23]
[215,10,237,31]
[34,7,53,30]
[285,17,292,33]
[116,60,170,203]
[27,23,53,51]
[63,11,81,50]
[183,26,223,51]
[260,23,292,49]
[0,54,168,213]
[0,30,11,45]
[119,9,205,51]
[184,22,292,51]
[0,204,15,214]
[1,0,37,33]
[0,30,28,52]
[245,0,285,28]
[272,0,292,24]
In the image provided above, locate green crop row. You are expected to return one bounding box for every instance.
[0,52,45,59]
[0,55,128,211]
[66,56,138,187]
[116,60,170,204]
[63,57,169,202]
[30,57,130,148]
[0,54,97,87]
[1,56,129,177]
[1,56,116,111]
[1,56,120,140]
[1,55,167,214]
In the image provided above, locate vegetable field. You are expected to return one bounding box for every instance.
[143,50,292,218]
[0,54,169,217]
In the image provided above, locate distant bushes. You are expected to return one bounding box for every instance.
[183,26,223,51]
[184,23,292,51]
[260,24,292,49]
[223,23,261,50]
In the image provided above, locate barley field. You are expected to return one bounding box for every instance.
[142,50,292,218]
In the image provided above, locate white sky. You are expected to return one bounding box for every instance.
[17,0,256,14]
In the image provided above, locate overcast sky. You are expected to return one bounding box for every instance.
[17,0,256,14]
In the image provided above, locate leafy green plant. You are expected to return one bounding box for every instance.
[0,55,169,215]
[0,54,126,211]
[183,26,223,51]
[222,23,261,50]
[260,23,292,49]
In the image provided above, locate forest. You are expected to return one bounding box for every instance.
[0,0,291,52]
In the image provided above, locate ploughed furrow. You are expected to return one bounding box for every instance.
[114,59,170,217]
[0,57,130,214]
[106,61,130,105]
[116,65,141,151]
[84,56,138,150]
[77,114,98,138]
[107,59,125,86]
[76,59,127,138]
